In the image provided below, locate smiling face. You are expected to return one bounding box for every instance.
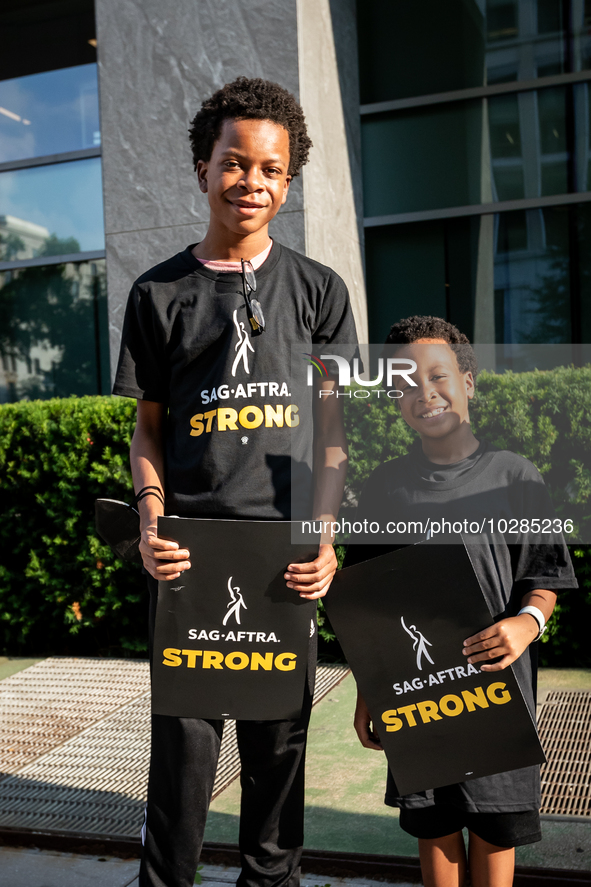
[393,339,475,443]
[196,118,291,239]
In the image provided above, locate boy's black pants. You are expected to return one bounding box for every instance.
[139,577,313,887]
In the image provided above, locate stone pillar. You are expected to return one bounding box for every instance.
[297,0,368,340]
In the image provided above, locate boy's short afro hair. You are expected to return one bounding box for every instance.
[386,315,478,378]
[189,77,312,178]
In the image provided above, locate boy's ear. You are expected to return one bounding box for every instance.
[196,159,208,193]
[281,175,292,205]
[465,371,475,399]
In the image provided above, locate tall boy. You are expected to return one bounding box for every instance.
[348,316,576,887]
[113,78,357,887]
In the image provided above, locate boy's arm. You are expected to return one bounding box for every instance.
[284,377,348,600]
[353,686,383,751]
[131,400,191,581]
[462,588,557,671]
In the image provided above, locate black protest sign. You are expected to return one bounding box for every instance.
[152,517,318,720]
[326,542,545,796]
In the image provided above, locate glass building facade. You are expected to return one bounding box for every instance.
[0,0,108,402]
[358,0,591,347]
[2,0,588,403]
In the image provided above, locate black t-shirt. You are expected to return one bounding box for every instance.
[113,241,358,519]
[345,441,577,813]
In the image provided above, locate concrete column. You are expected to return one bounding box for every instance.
[473,96,495,346]
[296,0,368,340]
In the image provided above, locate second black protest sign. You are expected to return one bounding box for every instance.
[326,541,545,796]
[152,517,317,720]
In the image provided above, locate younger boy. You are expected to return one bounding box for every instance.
[348,316,576,887]
[113,78,357,887]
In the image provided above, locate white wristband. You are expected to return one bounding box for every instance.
[518,605,546,641]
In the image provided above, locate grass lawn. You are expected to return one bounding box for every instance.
[0,657,44,681]
[205,668,591,866]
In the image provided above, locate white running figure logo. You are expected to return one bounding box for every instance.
[223,576,248,626]
[231,309,254,376]
[400,616,434,671]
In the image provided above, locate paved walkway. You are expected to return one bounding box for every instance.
[0,852,419,887]
[0,846,139,887]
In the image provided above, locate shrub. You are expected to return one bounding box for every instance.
[0,396,143,656]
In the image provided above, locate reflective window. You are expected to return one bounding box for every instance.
[358,0,591,105]
[580,81,591,191]
[0,259,109,401]
[0,158,104,261]
[362,86,576,217]
[0,64,100,163]
[364,204,591,344]
[0,0,96,83]
[358,0,486,104]
[494,207,573,343]
[489,87,568,201]
[488,93,525,200]
[485,0,568,82]
[362,101,484,216]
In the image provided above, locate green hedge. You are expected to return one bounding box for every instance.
[0,396,143,655]
[1,366,590,663]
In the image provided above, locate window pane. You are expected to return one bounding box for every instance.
[362,101,485,216]
[485,0,569,82]
[365,204,590,345]
[363,86,574,217]
[0,64,100,163]
[578,81,591,192]
[0,259,109,402]
[489,94,522,158]
[365,224,447,343]
[579,0,591,70]
[0,0,96,82]
[358,0,487,105]
[487,0,518,43]
[494,207,572,343]
[489,93,525,201]
[358,1,591,105]
[537,0,562,34]
[579,202,591,341]
[0,158,104,261]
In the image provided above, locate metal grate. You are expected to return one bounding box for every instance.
[0,657,150,776]
[312,663,350,705]
[539,691,591,818]
[0,660,349,837]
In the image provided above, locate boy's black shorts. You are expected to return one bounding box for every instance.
[399,804,541,848]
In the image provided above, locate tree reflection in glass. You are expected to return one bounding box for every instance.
[0,242,108,402]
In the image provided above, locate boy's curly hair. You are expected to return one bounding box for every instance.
[188,77,312,177]
[385,315,478,378]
